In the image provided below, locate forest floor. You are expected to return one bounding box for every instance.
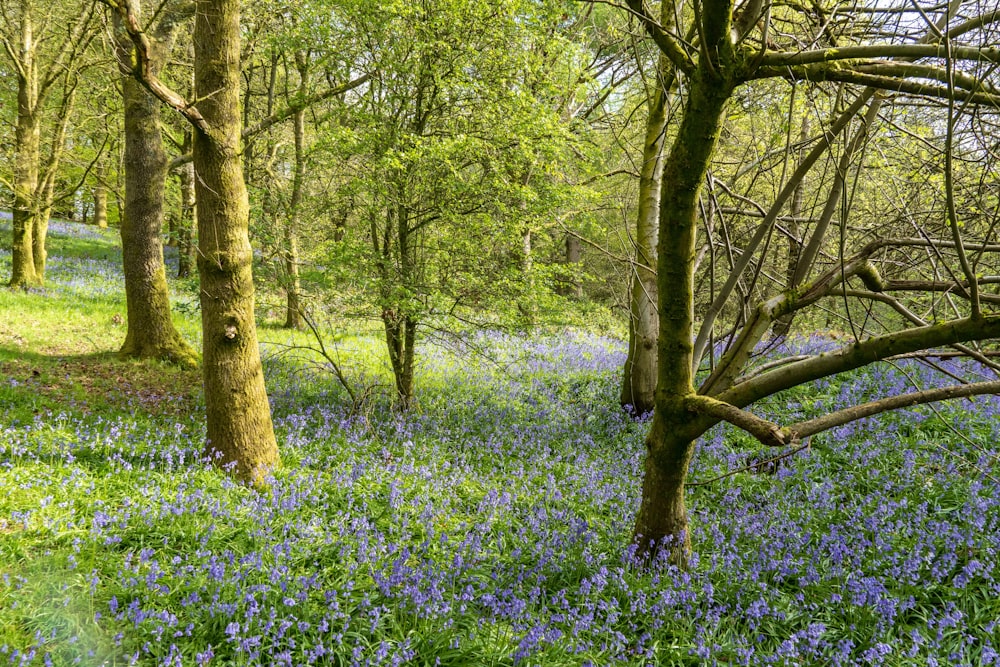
[1,221,999,666]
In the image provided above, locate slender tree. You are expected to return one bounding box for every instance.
[622,0,1000,564]
[1,0,96,287]
[620,0,677,414]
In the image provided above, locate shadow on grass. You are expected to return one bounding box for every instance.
[0,345,202,422]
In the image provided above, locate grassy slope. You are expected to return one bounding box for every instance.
[1,222,999,666]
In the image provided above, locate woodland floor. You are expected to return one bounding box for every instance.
[0,220,998,666]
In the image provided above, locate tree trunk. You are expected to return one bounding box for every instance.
[194,0,279,483]
[176,148,196,278]
[562,234,583,298]
[32,204,49,278]
[31,82,77,281]
[620,0,678,415]
[283,226,302,328]
[385,200,417,408]
[283,54,309,330]
[9,64,41,288]
[93,177,108,228]
[633,45,735,564]
[633,417,697,563]
[621,80,668,415]
[118,75,198,367]
[383,314,416,409]
[518,226,537,324]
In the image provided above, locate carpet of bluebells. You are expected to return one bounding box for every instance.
[2,221,1000,666]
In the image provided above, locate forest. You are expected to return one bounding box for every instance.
[1,0,999,664]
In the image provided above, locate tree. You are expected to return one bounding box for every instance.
[347,0,588,407]
[107,0,279,483]
[1,0,96,287]
[620,0,678,415]
[622,0,1000,564]
[114,0,198,367]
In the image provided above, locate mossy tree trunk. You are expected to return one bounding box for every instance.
[283,51,309,330]
[115,1,197,367]
[193,0,279,482]
[119,74,197,366]
[632,7,737,564]
[620,0,677,416]
[10,97,41,288]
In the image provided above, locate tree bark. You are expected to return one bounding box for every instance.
[176,139,196,278]
[634,416,696,562]
[620,78,668,415]
[115,1,196,366]
[118,74,197,367]
[383,314,416,409]
[93,164,108,229]
[633,7,736,564]
[283,52,309,330]
[9,4,41,288]
[620,0,678,416]
[10,104,41,288]
[193,0,279,483]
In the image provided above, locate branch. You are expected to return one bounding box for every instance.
[299,308,358,404]
[790,380,1000,439]
[690,91,877,367]
[100,0,210,135]
[685,395,792,447]
[718,315,1000,408]
[758,65,1000,106]
[698,253,879,396]
[243,73,370,138]
[38,2,98,101]
[167,73,371,170]
[688,440,811,487]
[881,277,1000,305]
[622,0,695,75]
[733,0,765,42]
[757,44,1000,68]
[2,35,26,82]
[944,10,1000,41]
[687,377,1000,454]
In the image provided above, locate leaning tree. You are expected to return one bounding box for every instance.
[620,0,1000,563]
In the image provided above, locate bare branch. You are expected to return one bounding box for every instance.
[685,394,792,447]
[718,315,1000,408]
[243,73,370,138]
[757,44,1000,68]
[758,66,1000,106]
[790,380,1000,439]
[100,0,210,134]
[622,0,695,75]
